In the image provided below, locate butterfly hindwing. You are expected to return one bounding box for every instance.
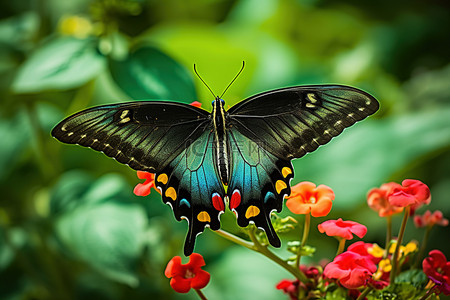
[228,85,379,160]
[227,129,294,247]
[154,130,226,256]
[51,102,209,172]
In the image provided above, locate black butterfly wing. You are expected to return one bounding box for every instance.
[226,129,294,247]
[227,85,379,160]
[154,130,226,256]
[52,101,210,173]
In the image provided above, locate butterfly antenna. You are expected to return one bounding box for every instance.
[194,64,216,98]
[220,61,245,99]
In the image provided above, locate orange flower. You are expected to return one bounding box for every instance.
[367,182,404,217]
[285,182,334,217]
[133,171,159,196]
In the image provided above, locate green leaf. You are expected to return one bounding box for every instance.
[12,37,105,93]
[292,107,450,208]
[52,172,147,286]
[56,202,147,287]
[109,45,197,102]
[395,269,428,289]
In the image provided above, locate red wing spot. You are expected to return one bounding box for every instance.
[230,189,241,210]
[212,192,224,211]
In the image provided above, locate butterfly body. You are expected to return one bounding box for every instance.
[52,85,379,255]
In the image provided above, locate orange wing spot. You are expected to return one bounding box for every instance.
[197,211,211,223]
[165,187,177,201]
[282,167,292,178]
[157,173,168,185]
[245,205,260,219]
[276,180,287,194]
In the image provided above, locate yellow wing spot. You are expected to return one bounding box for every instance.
[119,117,131,124]
[157,173,168,185]
[165,187,177,201]
[197,211,211,222]
[245,205,260,219]
[120,110,129,118]
[305,103,316,108]
[276,180,287,194]
[307,93,318,103]
[282,167,292,178]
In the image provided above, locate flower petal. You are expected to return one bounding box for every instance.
[310,198,333,217]
[165,256,183,278]
[190,269,211,290]
[170,276,192,293]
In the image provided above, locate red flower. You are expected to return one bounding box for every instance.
[165,253,211,293]
[414,210,449,228]
[323,251,377,289]
[133,171,158,196]
[318,218,367,240]
[276,279,299,300]
[190,101,202,108]
[286,181,335,217]
[422,250,450,295]
[388,179,431,208]
[347,241,382,265]
[367,182,404,217]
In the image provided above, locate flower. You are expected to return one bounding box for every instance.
[414,210,449,228]
[347,241,383,265]
[388,179,431,208]
[367,182,404,217]
[286,181,335,217]
[165,253,211,293]
[318,218,367,240]
[323,251,377,289]
[133,171,158,196]
[190,101,202,107]
[388,240,418,256]
[276,279,299,300]
[422,250,450,295]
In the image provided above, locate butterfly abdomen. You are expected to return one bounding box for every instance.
[212,97,230,185]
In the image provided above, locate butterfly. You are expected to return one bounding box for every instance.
[52,84,379,255]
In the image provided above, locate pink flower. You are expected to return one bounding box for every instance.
[165,253,211,293]
[367,182,404,217]
[414,210,449,228]
[133,171,158,196]
[422,250,450,295]
[347,241,382,265]
[318,218,367,240]
[324,251,377,289]
[388,179,431,208]
[286,182,335,217]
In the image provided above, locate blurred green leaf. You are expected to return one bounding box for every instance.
[56,201,147,286]
[206,248,289,300]
[109,45,197,102]
[293,107,450,208]
[52,172,147,286]
[0,111,31,180]
[12,37,105,93]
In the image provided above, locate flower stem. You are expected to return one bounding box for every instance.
[214,228,308,283]
[385,215,392,249]
[336,238,346,256]
[356,286,373,300]
[295,213,311,269]
[247,226,309,283]
[390,206,410,283]
[195,289,208,300]
[215,229,255,250]
[418,284,437,300]
[413,225,431,269]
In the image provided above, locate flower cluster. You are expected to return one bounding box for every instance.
[134,173,448,299]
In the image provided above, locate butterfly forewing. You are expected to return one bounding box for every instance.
[52,102,209,172]
[228,85,379,160]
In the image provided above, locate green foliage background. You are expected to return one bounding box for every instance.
[0,0,449,299]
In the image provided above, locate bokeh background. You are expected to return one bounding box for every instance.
[1,0,449,299]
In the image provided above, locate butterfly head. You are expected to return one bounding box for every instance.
[212,96,225,108]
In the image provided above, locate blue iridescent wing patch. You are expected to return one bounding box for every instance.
[154,130,226,255]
